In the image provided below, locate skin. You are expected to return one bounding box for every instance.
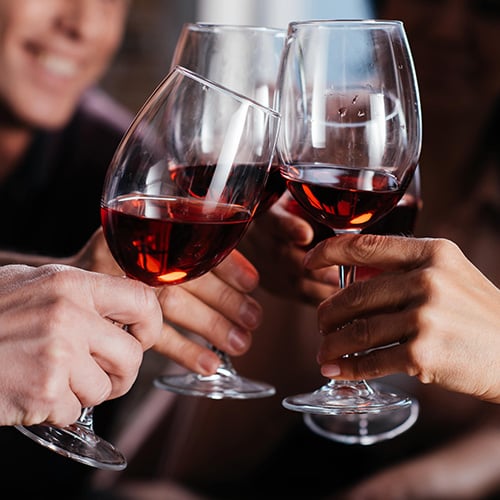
[0,0,262,377]
[240,191,339,305]
[322,3,500,497]
[306,233,500,499]
[0,263,162,427]
[0,0,128,129]
[306,233,500,403]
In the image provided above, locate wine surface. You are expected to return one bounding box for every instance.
[101,195,251,286]
[283,165,403,231]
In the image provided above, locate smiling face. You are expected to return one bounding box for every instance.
[0,0,129,129]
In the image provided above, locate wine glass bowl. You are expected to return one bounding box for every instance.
[146,23,287,400]
[171,22,287,215]
[276,20,422,441]
[101,66,280,399]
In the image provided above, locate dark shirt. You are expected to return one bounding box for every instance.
[0,87,132,257]
[0,88,132,499]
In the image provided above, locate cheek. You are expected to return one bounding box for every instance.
[87,29,124,82]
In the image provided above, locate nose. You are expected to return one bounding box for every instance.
[54,0,103,41]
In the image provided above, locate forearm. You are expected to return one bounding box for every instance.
[0,250,70,267]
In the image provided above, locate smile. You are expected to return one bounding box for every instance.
[37,51,78,77]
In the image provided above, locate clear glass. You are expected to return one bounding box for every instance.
[170,22,286,215]
[303,167,423,444]
[154,24,286,399]
[276,20,422,443]
[102,66,280,400]
[16,406,126,470]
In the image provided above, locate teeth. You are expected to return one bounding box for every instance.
[38,52,77,77]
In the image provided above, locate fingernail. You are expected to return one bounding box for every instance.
[239,301,262,329]
[228,328,250,352]
[321,363,341,377]
[197,352,220,375]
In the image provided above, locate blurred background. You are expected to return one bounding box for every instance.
[101,0,372,112]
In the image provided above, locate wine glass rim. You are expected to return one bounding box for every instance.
[181,22,286,35]
[288,19,404,30]
[171,65,281,119]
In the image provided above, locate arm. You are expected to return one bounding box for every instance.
[305,233,500,403]
[0,264,162,427]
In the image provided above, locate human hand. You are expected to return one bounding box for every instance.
[70,228,264,376]
[305,234,500,403]
[152,249,264,375]
[239,192,338,305]
[0,264,162,428]
[68,227,123,276]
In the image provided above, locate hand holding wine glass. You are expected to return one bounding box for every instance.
[14,265,162,470]
[276,20,422,444]
[150,24,287,399]
[101,66,280,399]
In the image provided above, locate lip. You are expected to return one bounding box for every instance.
[23,39,83,82]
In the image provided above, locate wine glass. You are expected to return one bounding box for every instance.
[153,24,286,399]
[16,402,126,470]
[303,166,423,444]
[101,66,280,400]
[276,20,422,442]
[170,22,287,215]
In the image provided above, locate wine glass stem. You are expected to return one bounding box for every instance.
[209,344,237,376]
[77,406,95,431]
[338,264,356,290]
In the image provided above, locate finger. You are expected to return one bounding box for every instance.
[256,194,315,246]
[153,322,221,375]
[317,269,425,333]
[317,309,417,363]
[88,321,144,397]
[210,249,259,293]
[86,272,162,350]
[155,284,254,356]
[69,352,113,407]
[296,276,339,306]
[320,341,412,381]
[171,271,262,331]
[304,233,441,272]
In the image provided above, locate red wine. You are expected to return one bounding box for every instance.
[254,162,287,216]
[364,193,420,236]
[101,195,251,286]
[287,193,420,251]
[283,165,403,231]
[285,198,334,250]
[168,163,270,214]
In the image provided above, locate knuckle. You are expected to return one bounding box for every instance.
[347,233,387,261]
[351,318,373,350]
[355,351,383,378]
[157,285,185,311]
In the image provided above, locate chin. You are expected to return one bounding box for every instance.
[17,105,75,130]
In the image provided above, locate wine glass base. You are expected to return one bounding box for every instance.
[282,379,412,415]
[154,369,276,400]
[15,424,127,471]
[303,396,419,445]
